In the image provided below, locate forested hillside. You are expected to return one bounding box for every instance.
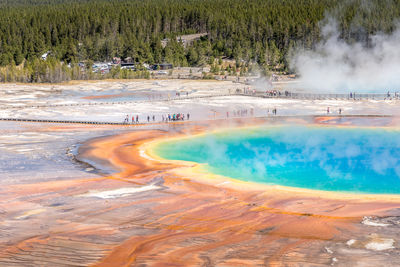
[0,0,399,82]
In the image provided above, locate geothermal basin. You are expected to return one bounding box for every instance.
[1,80,400,266]
[2,116,400,266]
[154,124,400,194]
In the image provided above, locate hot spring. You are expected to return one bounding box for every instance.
[154,125,400,194]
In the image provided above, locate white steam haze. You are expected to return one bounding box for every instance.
[291,19,400,92]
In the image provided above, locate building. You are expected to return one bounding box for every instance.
[112,57,121,64]
[152,63,173,70]
[120,62,136,70]
[177,33,208,48]
[124,57,134,63]
[161,33,208,48]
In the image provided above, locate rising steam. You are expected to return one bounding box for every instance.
[290,19,400,92]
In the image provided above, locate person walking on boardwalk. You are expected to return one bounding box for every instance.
[147,115,150,122]
[136,115,139,123]
[187,113,190,120]
[132,115,135,124]
[152,115,155,122]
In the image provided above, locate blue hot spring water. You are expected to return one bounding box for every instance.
[154,126,400,194]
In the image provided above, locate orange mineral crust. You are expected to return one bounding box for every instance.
[1,119,400,266]
[85,123,400,266]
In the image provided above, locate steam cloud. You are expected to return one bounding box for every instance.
[290,19,400,92]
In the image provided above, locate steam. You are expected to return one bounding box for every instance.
[291,19,400,92]
[247,65,273,92]
[249,76,273,92]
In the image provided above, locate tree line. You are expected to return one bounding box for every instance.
[0,0,399,82]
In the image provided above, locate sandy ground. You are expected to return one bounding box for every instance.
[0,80,400,266]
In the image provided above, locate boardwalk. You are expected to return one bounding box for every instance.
[244,91,400,101]
[0,114,392,126]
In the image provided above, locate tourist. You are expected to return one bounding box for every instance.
[187,113,190,120]
[136,115,139,123]
[132,115,135,124]
[339,108,342,115]
[327,107,330,114]
[152,115,155,122]
[147,115,150,122]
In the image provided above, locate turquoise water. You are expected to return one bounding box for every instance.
[155,125,400,194]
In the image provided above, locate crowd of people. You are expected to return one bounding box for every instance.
[123,107,284,124]
[122,105,350,124]
[264,90,291,97]
[232,109,253,117]
[123,113,190,124]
